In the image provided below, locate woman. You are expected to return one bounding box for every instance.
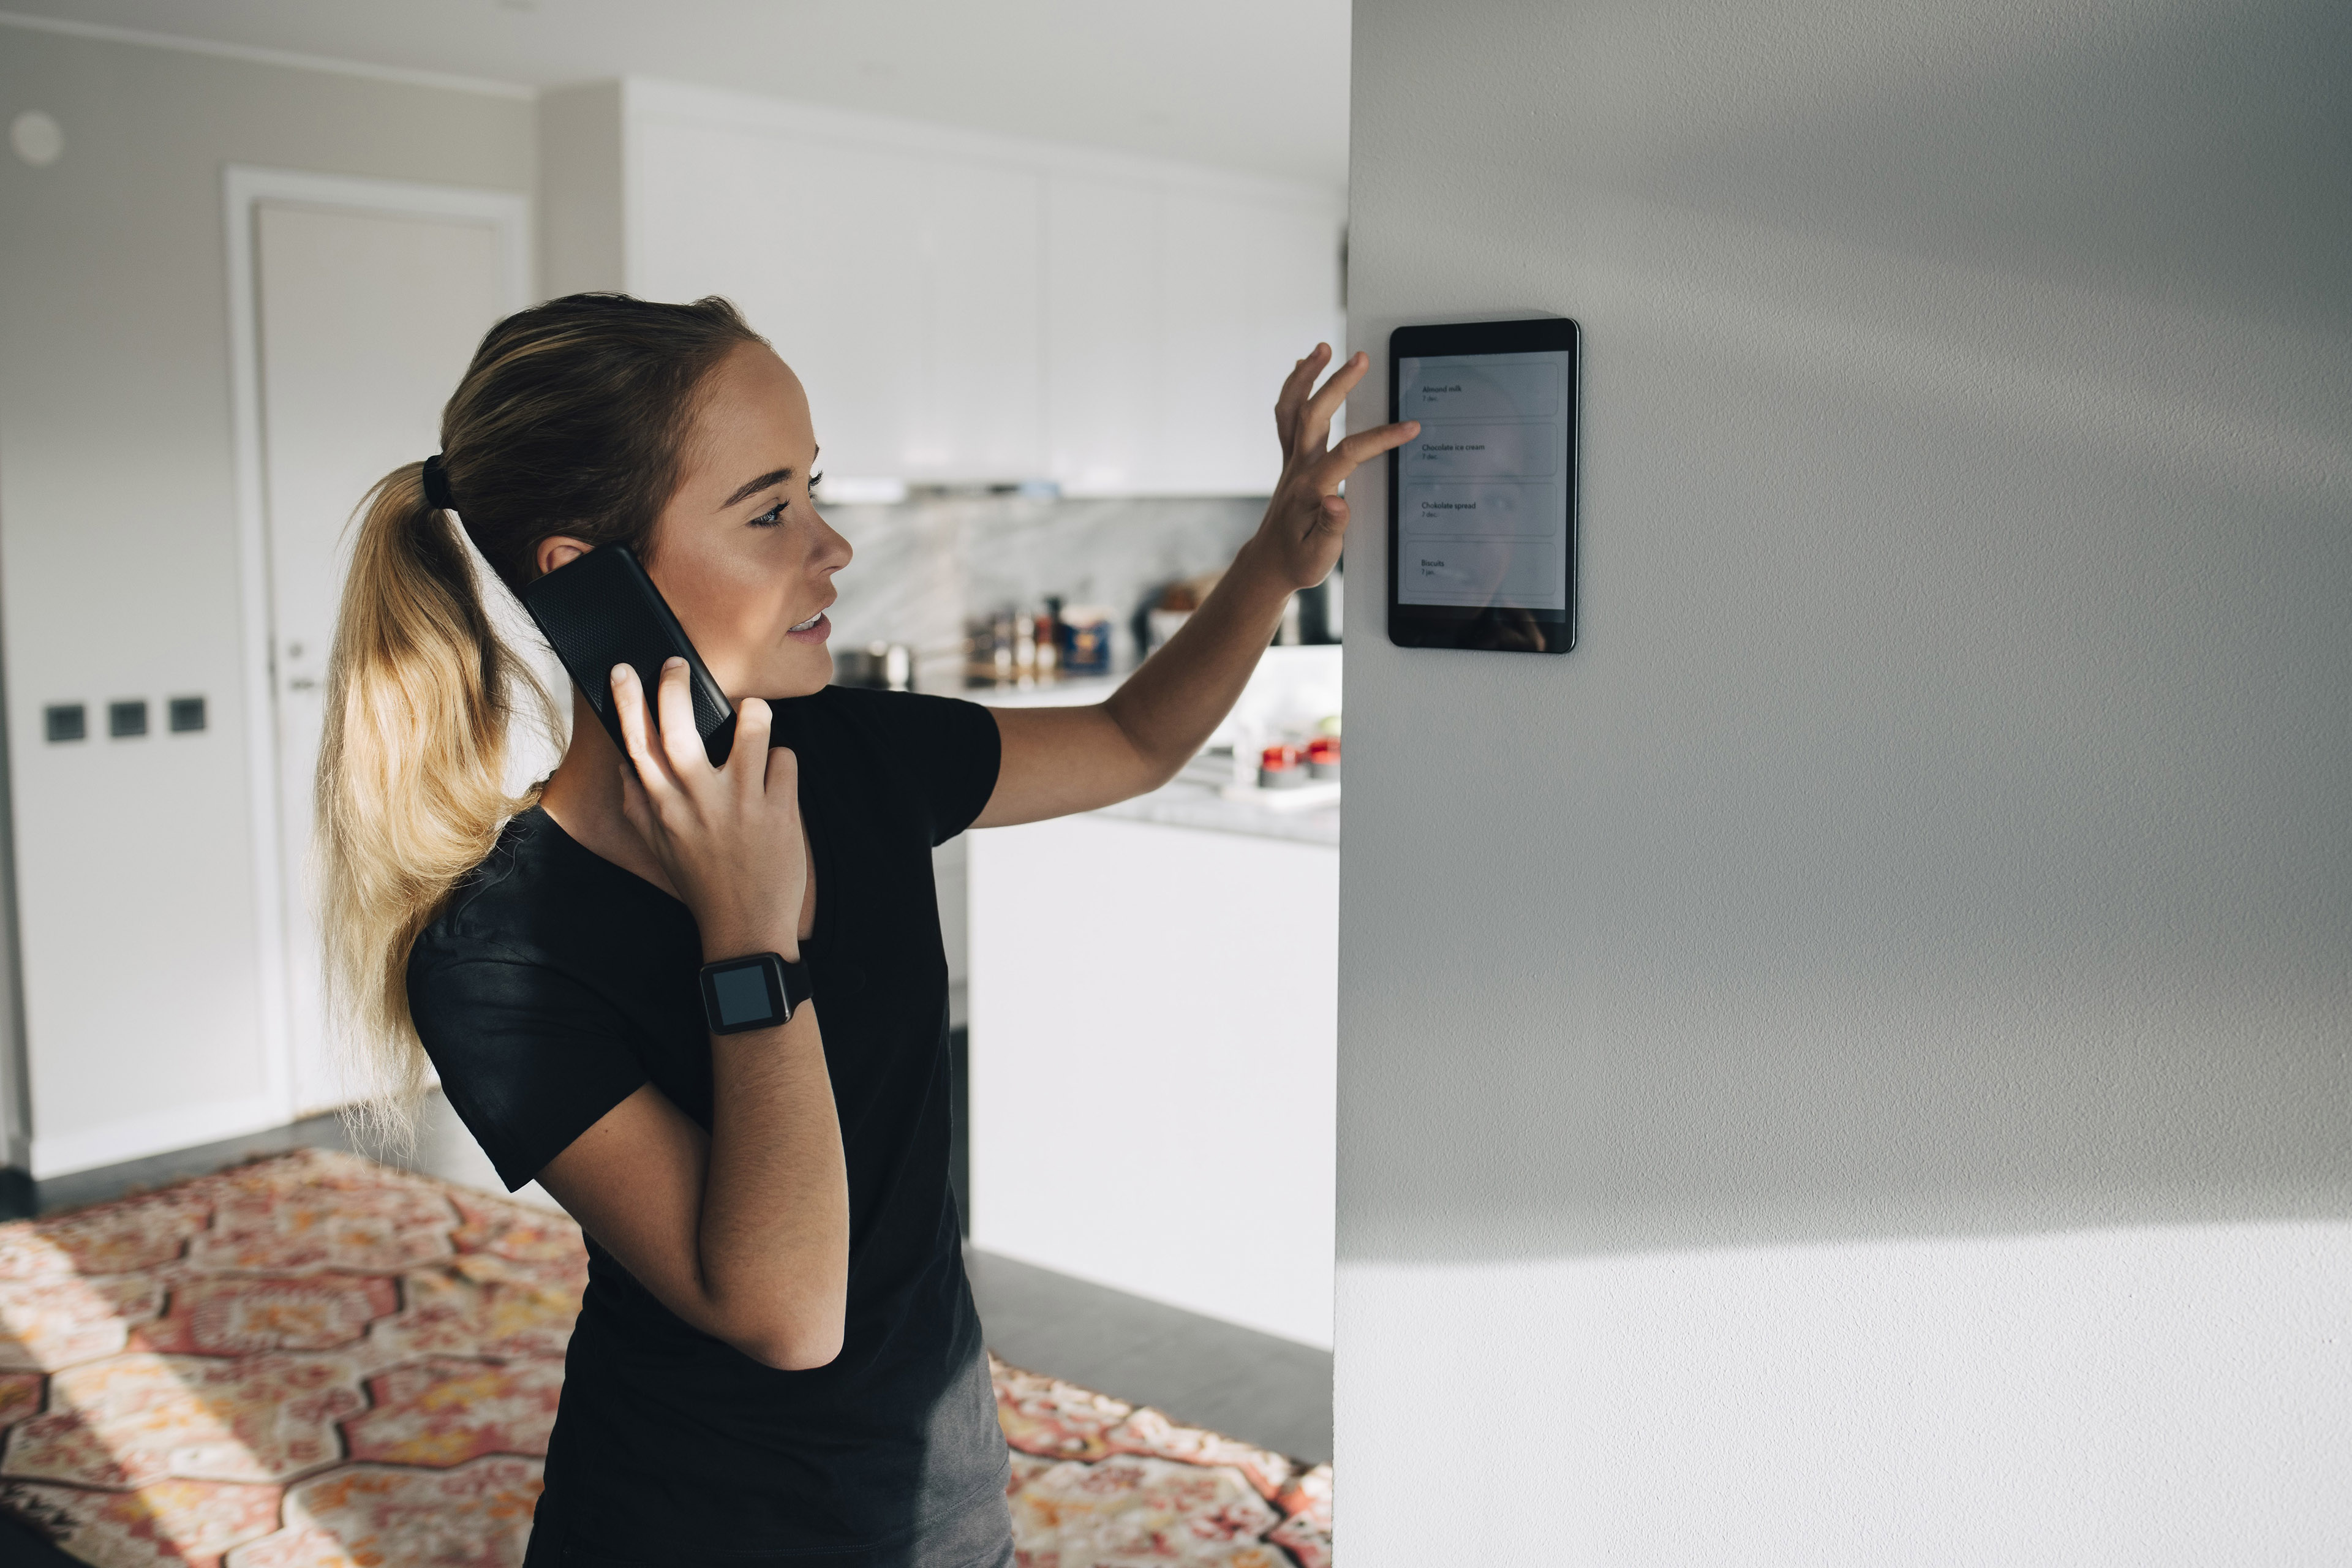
[318,292,1415,1566]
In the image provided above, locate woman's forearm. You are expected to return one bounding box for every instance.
[693,919,850,1368]
[1100,538,1297,779]
[973,347,1415,829]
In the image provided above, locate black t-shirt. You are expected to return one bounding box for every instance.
[407,685,1008,1562]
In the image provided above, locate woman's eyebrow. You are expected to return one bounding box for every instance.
[720,467,794,508]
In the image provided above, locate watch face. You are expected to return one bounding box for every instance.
[709,963,775,1029]
[699,955,790,1034]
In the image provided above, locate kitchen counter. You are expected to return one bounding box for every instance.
[967,644,1342,846]
[1093,775,1339,846]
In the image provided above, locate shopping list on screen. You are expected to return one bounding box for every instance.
[1395,350,1571,611]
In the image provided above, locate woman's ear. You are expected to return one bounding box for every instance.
[535,536,592,578]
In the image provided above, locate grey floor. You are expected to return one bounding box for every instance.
[965,1248,1332,1464]
[6,1091,1333,1466]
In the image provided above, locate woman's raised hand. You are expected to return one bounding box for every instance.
[1254,344,1420,589]
[609,658,808,961]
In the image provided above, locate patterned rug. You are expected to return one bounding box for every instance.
[0,1148,1331,1567]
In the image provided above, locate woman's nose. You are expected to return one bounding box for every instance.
[817,518,853,572]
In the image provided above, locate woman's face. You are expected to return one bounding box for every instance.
[641,342,850,701]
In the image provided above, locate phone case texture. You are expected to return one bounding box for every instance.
[519,546,738,765]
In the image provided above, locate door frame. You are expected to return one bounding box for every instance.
[222,165,531,1125]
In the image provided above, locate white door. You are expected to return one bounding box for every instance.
[253,200,511,1115]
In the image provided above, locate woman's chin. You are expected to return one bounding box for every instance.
[737,639,837,701]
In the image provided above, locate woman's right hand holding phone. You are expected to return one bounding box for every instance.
[541,657,844,1372]
[609,658,807,962]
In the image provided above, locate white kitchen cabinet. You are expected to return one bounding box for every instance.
[1160,187,1346,496]
[924,162,1046,480]
[545,80,1342,496]
[967,813,1338,1349]
[1044,176,1344,497]
[1043,175,1164,495]
[630,115,942,480]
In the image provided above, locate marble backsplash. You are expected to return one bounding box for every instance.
[820,493,1269,693]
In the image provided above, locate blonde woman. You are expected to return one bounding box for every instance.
[318,293,1414,1566]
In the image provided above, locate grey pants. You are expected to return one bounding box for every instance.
[520,1485,1015,1568]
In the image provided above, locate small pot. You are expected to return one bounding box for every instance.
[1259,742,1308,790]
[835,642,914,692]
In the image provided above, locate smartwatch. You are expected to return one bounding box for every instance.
[697,952,813,1035]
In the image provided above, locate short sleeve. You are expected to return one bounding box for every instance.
[407,957,650,1191]
[847,689,1003,845]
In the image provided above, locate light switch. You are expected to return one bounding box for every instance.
[168,696,206,734]
[43,704,85,743]
[109,699,148,739]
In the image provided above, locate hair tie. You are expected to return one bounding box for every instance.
[420,453,457,512]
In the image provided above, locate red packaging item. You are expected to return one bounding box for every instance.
[1258,743,1306,789]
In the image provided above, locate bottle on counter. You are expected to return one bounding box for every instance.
[1033,609,1060,679]
[1012,613,1036,683]
[1060,605,1116,677]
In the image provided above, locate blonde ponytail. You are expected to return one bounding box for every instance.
[317,465,555,1153]
[312,293,761,1150]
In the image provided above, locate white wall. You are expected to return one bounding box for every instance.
[0,27,532,1174]
[1338,0,2351,1558]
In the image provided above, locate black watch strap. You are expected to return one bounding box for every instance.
[697,951,813,1035]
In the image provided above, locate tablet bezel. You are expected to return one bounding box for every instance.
[1385,316,1581,654]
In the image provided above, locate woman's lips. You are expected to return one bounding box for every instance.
[786,612,830,642]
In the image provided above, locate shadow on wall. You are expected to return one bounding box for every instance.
[1338,0,2352,1265]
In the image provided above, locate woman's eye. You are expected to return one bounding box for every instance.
[810,471,824,492]
[750,501,786,528]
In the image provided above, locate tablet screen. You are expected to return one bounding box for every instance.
[1387,318,1579,652]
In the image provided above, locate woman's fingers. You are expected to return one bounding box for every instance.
[1313,419,1420,492]
[654,657,706,777]
[611,665,680,799]
[616,760,654,840]
[1292,350,1371,458]
[764,742,800,802]
[1272,344,1331,459]
[1312,494,1350,539]
[730,696,773,790]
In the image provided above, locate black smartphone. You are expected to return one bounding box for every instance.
[519,545,739,766]
[1387,316,1580,654]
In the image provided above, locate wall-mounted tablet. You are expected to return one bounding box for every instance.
[1387,317,1580,654]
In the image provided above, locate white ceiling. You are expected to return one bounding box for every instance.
[1,0,1352,188]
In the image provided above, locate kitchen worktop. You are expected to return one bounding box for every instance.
[962,644,1341,847]
[1093,774,1339,846]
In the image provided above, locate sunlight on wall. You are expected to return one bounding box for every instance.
[1338,1219,2352,1561]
